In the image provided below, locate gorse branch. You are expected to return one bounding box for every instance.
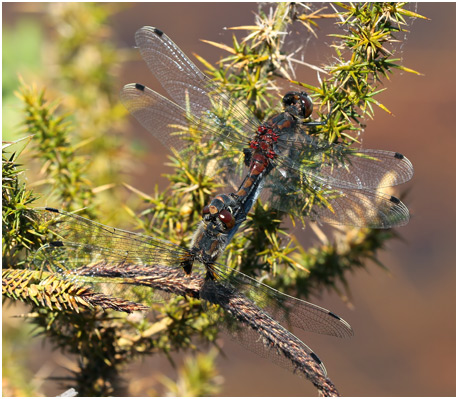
[2,268,148,313]
[16,81,96,216]
[299,2,423,142]
[47,3,132,215]
[2,140,40,266]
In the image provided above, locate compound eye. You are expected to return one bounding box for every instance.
[218,209,235,230]
[299,93,313,118]
[202,205,210,217]
[282,91,297,107]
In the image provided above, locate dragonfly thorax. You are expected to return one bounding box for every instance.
[249,124,279,160]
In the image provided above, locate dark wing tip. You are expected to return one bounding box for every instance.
[310,351,322,365]
[387,196,410,227]
[134,83,145,91]
[152,27,164,37]
[135,26,165,44]
[389,195,401,205]
[136,26,164,38]
[310,351,327,376]
[45,207,60,213]
[50,241,64,247]
[394,151,414,181]
[328,311,355,338]
[328,311,340,320]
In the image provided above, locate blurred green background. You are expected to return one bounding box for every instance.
[3,2,455,396]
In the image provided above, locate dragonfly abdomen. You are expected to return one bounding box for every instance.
[236,153,271,198]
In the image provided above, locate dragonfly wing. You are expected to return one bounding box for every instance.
[276,131,414,189]
[120,83,249,150]
[120,83,197,152]
[315,148,414,189]
[204,261,354,338]
[26,208,192,269]
[263,171,410,228]
[199,275,329,378]
[308,187,410,228]
[134,27,260,127]
[135,26,212,114]
[32,241,174,307]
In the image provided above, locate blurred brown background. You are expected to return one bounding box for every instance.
[3,3,455,396]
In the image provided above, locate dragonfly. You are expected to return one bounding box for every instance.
[28,206,353,385]
[120,26,414,233]
[25,27,411,387]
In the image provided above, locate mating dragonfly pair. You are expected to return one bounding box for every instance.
[29,27,413,386]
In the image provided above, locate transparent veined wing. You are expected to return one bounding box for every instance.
[262,172,410,228]
[133,26,260,132]
[120,83,250,151]
[206,260,354,338]
[273,130,414,190]
[200,276,329,378]
[26,208,192,269]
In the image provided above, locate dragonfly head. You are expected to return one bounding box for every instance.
[202,195,236,232]
[282,91,313,120]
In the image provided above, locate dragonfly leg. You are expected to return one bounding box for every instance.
[180,259,194,275]
[243,147,252,166]
[205,265,218,281]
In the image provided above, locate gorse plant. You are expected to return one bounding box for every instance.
[3,2,425,396]
[16,82,96,216]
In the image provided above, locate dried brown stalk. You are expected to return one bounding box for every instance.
[76,262,340,396]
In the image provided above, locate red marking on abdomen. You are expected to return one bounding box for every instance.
[250,153,269,175]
